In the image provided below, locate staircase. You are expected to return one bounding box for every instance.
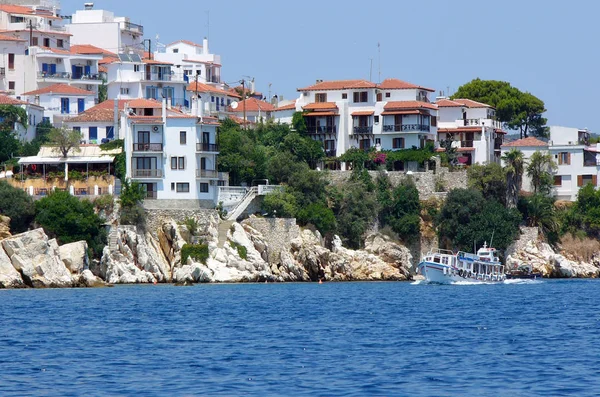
[225,187,258,221]
[217,220,235,248]
[108,227,119,252]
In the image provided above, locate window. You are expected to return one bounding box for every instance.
[176,183,189,193]
[200,183,209,193]
[359,139,370,150]
[146,86,158,100]
[374,115,379,124]
[89,127,98,141]
[43,38,50,47]
[134,64,140,72]
[171,157,178,170]
[32,37,38,46]
[136,157,154,170]
[171,183,175,191]
[60,97,70,114]
[73,127,81,133]
[376,92,382,102]
[353,91,368,103]
[342,93,347,99]
[217,180,226,187]
[554,176,562,186]
[558,152,570,165]
[578,175,596,187]
[315,93,327,103]
[180,131,186,144]
[8,81,15,90]
[120,88,130,95]
[106,126,114,139]
[211,96,215,103]
[375,138,381,145]
[171,157,185,170]
[8,54,14,70]
[385,92,391,98]
[178,157,185,169]
[172,48,179,53]
[393,137,405,149]
[57,39,64,48]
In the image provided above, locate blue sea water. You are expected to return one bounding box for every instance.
[0,280,599,396]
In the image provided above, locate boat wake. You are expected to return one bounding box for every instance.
[412,279,544,286]
[502,278,544,285]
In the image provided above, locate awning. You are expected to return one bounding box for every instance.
[18,155,116,165]
[380,110,421,116]
[304,112,337,117]
[584,146,600,153]
[351,110,374,116]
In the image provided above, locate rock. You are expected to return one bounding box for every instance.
[1,228,73,288]
[76,269,105,287]
[0,245,24,288]
[58,241,89,274]
[100,246,157,284]
[0,215,11,240]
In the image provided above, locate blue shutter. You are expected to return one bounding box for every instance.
[89,127,98,141]
[106,126,114,139]
[42,63,48,73]
[50,64,57,75]
[77,98,85,113]
[84,65,91,76]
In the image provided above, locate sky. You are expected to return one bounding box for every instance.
[58,0,600,132]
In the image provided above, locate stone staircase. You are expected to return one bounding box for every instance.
[108,227,119,252]
[217,220,234,248]
[225,187,258,221]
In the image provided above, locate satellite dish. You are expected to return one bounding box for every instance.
[230,101,239,109]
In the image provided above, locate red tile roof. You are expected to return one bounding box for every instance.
[127,98,163,109]
[0,5,34,14]
[143,58,173,65]
[22,83,95,96]
[351,110,374,116]
[38,46,71,55]
[230,98,274,113]
[272,102,297,112]
[227,115,254,125]
[99,56,118,65]
[378,78,434,92]
[298,79,377,91]
[383,101,438,111]
[70,44,116,57]
[0,94,27,105]
[0,34,26,42]
[452,98,492,109]
[501,137,548,148]
[302,102,339,111]
[187,82,241,98]
[436,99,464,108]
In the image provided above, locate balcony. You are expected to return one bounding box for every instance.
[325,149,337,157]
[584,160,600,167]
[196,143,219,152]
[144,191,157,199]
[133,143,163,152]
[196,169,223,179]
[353,126,373,134]
[121,21,144,34]
[306,125,336,134]
[461,140,474,148]
[132,169,163,178]
[494,138,503,151]
[382,124,431,133]
[37,71,101,81]
[142,72,184,82]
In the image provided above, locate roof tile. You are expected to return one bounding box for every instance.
[22,83,95,96]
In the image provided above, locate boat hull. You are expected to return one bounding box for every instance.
[417,261,505,284]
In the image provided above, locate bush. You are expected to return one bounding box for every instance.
[93,194,114,214]
[262,189,297,218]
[120,180,145,208]
[181,243,209,264]
[0,181,36,233]
[185,217,199,235]
[381,180,421,243]
[230,241,248,260]
[334,181,378,249]
[35,190,106,257]
[296,202,336,236]
[120,204,146,229]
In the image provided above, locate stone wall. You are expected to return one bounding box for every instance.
[326,168,467,200]
[505,226,540,257]
[142,199,216,211]
[145,209,218,239]
[242,217,301,264]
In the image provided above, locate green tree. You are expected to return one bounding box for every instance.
[98,79,108,102]
[296,203,336,235]
[262,189,297,218]
[288,168,329,206]
[335,181,378,249]
[48,127,82,157]
[0,105,27,163]
[519,193,559,244]
[267,152,309,184]
[452,78,548,138]
[35,190,106,257]
[468,163,507,204]
[502,148,525,208]
[526,151,557,195]
[375,171,393,224]
[385,180,421,243]
[291,111,307,134]
[0,180,35,233]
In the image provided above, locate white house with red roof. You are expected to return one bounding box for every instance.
[0,4,103,98]
[436,97,505,165]
[63,99,126,144]
[276,78,438,166]
[120,98,228,207]
[228,97,275,123]
[21,83,95,125]
[154,39,222,87]
[270,101,297,124]
[0,33,28,95]
[0,93,44,141]
[501,136,549,194]
[186,81,240,118]
[66,3,143,55]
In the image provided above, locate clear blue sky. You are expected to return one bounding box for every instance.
[60,0,600,132]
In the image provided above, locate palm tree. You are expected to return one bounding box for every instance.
[526,151,557,195]
[525,193,559,242]
[502,148,525,208]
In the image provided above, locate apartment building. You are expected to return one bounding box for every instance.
[153,39,221,87]
[21,83,95,125]
[121,98,228,207]
[186,80,240,118]
[0,93,44,141]
[436,98,505,165]
[228,97,275,123]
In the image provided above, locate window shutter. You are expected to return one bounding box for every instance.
[567,152,571,165]
[431,116,437,127]
[593,175,598,186]
[401,137,405,148]
[578,175,583,187]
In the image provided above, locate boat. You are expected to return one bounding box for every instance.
[417,242,506,284]
[506,264,543,280]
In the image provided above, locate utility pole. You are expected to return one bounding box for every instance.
[241,79,246,129]
[28,20,34,46]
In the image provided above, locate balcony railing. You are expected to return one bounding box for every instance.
[461,140,474,148]
[494,138,503,150]
[132,169,163,178]
[121,21,144,34]
[133,143,163,152]
[584,160,600,167]
[144,190,157,199]
[142,73,184,82]
[325,149,337,157]
[353,126,373,134]
[306,125,336,134]
[196,143,219,152]
[383,124,431,132]
[196,169,219,178]
[38,71,101,81]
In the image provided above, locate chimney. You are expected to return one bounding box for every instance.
[198,97,204,118]
[162,97,167,124]
[84,2,94,10]
[316,79,323,84]
[251,79,255,95]
[203,37,209,55]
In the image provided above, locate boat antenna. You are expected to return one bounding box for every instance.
[489,229,495,248]
[474,240,476,254]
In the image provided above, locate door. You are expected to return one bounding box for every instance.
[89,127,98,142]
[60,98,69,114]
[77,98,85,113]
[138,131,150,150]
[200,157,206,170]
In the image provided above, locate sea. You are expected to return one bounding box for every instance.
[0,279,599,397]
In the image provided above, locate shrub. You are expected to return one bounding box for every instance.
[559,233,600,262]
[0,181,36,233]
[262,189,297,218]
[296,202,336,236]
[185,217,199,235]
[120,204,146,229]
[230,241,248,260]
[120,180,145,208]
[181,243,209,265]
[93,194,114,214]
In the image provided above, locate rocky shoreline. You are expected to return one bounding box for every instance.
[0,215,598,289]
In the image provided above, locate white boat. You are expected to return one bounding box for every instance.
[417,243,506,284]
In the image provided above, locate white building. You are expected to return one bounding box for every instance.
[276,78,438,167]
[154,39,222,87]
[21,83,95,125]
[270,101,296,125]
[436,98,505,165]
[63,98,125,143]
[0,4,103,98]
[501,127,600,201]
[228,97,275,123]
[0,33,27,95]
[186,81,240,118]
[121,98,228,207]
[0,93,44,141]
[105,55,187,107]
[66,2,143,55]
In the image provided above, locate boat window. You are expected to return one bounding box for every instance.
[441,256,448,265]
[433,256,440,263]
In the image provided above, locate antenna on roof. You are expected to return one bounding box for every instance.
[377,42,381,84]
[369,58,373,82]
[206,10,210,41]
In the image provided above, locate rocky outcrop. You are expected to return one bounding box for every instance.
[506,240,600,278]
[58,241,89,273]
[0,215,11,240]
[0,245,24,288]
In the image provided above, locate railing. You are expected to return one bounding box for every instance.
[132,169,163,178]
[494,138,503,150]
[144,190,157,199]
[325,149,337,157]
[258,185,283,195]
[584,160,600,167]
[461,119,503,129]
[461,140,474,148]
[196,169,219,178]
[37,71,101,81]
[196,143,219,152]
[306,125,336,134]
[383,124,430,132]
[353,126,373,134]
[121,21,144,34]
[133,143,163,152]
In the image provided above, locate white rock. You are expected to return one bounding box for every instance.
[0,245,23,288]
[58,241,89,274]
